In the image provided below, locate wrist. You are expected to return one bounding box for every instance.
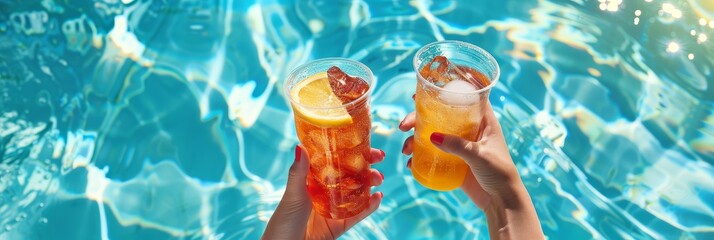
[484,185,530,226]
[484,184,542,240]
[263,199,312,240]
[484,199,509,240]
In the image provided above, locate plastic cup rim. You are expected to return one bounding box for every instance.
[285,57,374,110]
[413,40,501,95]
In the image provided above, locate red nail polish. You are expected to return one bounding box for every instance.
[379,171,384,180]
[377,192,384,198]
[380,149,385,158]
[294,145,301,162]
[430,133,444,145]
[412,94,415,100]
[406,158,412,169]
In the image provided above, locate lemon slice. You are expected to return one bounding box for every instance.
[290,72,353,127]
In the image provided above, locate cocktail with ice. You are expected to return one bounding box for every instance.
[411,41,500,191]
[285,58,373,219]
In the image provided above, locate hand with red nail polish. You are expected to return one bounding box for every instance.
[399,102,544,240]
[263,146,386,240]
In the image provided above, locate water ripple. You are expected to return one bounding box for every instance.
[1,0,714,239]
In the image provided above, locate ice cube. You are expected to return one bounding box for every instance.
[438,80,479,106]
[327,66,369,103]
[339,176,364,190]
[337,127,367,149]
[420,56,451,86]
[342,151,367,173]
[339,133,362,149]
[307,129,330,150]
[421,56,491,89]
[318,165,342,187]
[310,154,327,169]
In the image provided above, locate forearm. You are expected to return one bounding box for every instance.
[484,185,543,240]
[262,200,312,240]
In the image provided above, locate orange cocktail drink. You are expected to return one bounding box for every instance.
[285,58,373,219]
[412,41,500,191]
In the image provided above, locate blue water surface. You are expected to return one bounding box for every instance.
[1,0,714,239]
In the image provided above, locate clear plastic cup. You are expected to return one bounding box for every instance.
[284,58,374,218]
[411,40,500,191]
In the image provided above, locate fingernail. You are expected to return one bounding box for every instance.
[401,144,407,155]
[398,121,404,129]
[430,133,444,146]
[379,149,386,158]
[377,192,384,198]
[412,94,415,100]
[294,145,301,162]
[406,158,412,169]
[379,171,384,180]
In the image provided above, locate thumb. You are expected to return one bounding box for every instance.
[429,132,482,167]
[285,145,310,199]
[263,146,311,239]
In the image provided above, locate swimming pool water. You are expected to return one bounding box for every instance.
[1,0,713,239]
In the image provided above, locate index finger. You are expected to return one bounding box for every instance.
[368,148,385,164]
[398,112,416,132]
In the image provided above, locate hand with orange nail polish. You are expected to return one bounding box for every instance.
[399,102,543,240]
[262,146,386,240]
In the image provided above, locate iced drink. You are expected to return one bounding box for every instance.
[412,41,500,191]
[285,58,373,219]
